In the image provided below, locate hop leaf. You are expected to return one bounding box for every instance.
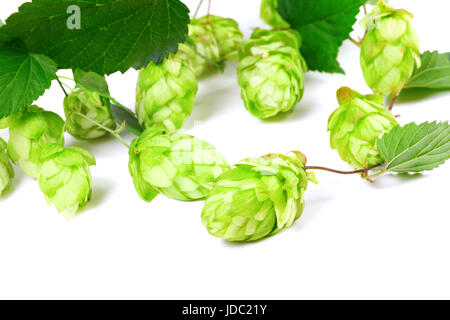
[406,51,450,90]
[0,46,57,118]
[0,0,190,75]
[377,122,450,173]
[278,0,365,73]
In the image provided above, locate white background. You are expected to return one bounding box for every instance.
[0,0,449,300]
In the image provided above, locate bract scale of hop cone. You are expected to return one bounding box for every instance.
[193,15,244,61]
[0,138,14,196]
[4,106,65,179]
[64,88,116,140]
[136,54,199,133]
[360,0,420,101]
[260,0,290,28]
[38,144,96,219]
[237,29,307,119]
[328,87,398,170]
[202,151,317,242]
[129,127,230,202]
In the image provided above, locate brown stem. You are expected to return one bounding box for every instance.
[388,95,398,111]
[349,37,362,47]
[193,0,205,18]
[363,4,368,15]
[207,0,211,22]
[304,163,385,175]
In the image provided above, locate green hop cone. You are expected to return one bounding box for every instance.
[7,106,64,179]
[136,54,198,133]
[193,15,243,61]
[38,144,95,219]
[129,127,230,202]
[360,0,420,97]
[0,138,14,195]
[260,0,290,28]
[202,152,317,242]
[178,20,221,77]
[64,88,116,140]
[328,87,398,169]
[237,29,307,119]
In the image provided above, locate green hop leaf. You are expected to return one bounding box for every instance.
[260,0,290,29]
[0,0,190,75]
[193,15,244,61]
[328,87,398,169]
[7,106,65,179]
[202,152,316,242]
[360,0,420,97]
[64,88,116,140]
[38,144,96,219]
[366,0,379,5]
[0,138,14,196]
[237,29,307,119]
[377,122,450,173]
[278,0,365,73]
[0,46,57,118]
[129,127,230,202]
[73,69,110,97]
[110,104,143,137]
[136,54,198,133]
[405,51,450,90]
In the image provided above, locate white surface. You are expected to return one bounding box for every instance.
[0,0,449,300]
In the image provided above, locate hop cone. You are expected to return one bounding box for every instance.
[136,54,198,133]
[7,106,64,179]
[328,87,398,169]
[38,144,95,219]
[360,0,420,97]
[178,21,221,77]
[237,29,307,119]
[129,127,230,202]
[193,15,243,61]
[0,138,14,195]
[64,88,116,140]
[260,0,290,28]
[202,152,316,242]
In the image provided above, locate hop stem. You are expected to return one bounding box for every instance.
[73,111,130,149]
[56,78,68,97]
[193,0,205,18]
[207,0,212,22]
[388,95,398,111]
[304,163,386,175]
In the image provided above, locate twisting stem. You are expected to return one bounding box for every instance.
[193,0,205,18]
[73,111,130,149]
[388,95,398,111]
[57,75,75,82]
[349,37,362,47]
[304,163,385,175]
[207,0,211,22]
[56,78,68,97]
